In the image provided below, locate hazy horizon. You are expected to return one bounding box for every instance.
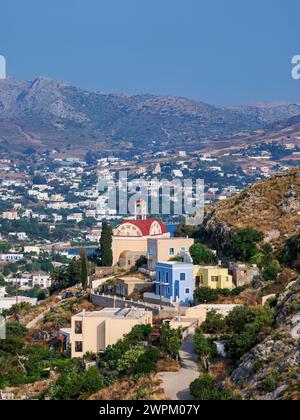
[1,0,300,106]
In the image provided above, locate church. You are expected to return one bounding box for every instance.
[112,218,170,268]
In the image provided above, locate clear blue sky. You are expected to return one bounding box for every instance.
[1,0,299,105]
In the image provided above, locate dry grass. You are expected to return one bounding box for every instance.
[88,375,165,401]
[206,167,300,247]
[157,357,180,373]
[209,359,230,380]
[7,375,59,400]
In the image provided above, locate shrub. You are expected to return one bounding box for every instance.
[134,348,160,376]
[262,262,279,281]
[190,243,217,265]
[157,324,182,358]
[229,228,264,262]
[225,306,275,361]
[190,374,241,400]
[259,373,279,393]
[194,328,217,359]
[194,286,247,304]
[201,310,226,334]
[48,366,104,400]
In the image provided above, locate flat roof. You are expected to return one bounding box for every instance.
[75,307,151,320]
[156,261,193,267]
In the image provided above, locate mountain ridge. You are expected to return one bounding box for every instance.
[1,76,300,154]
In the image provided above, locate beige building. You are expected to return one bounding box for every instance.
[147,237,194,271]
[185,304,239,324]
[194,266,234,290]
[169,304,239,332]
[2,211,19,220]
[71,308,153,358]
[115,276,153,298]
[112,219,170,266]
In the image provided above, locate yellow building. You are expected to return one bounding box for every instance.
[71,308,153,358]
[194,266,234,290]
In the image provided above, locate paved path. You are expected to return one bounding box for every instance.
[26,309,50,329]
[158,336,199,400]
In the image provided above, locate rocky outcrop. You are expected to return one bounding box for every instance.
[199,168,300,249]
[231,278,300,400]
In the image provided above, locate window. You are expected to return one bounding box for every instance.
[165,272,169,283]
[181,247,186,252]
[211,276,218,282]
[169,248,175,256]
[158,271,161,281]
[75,321,82,334]
[180,272,186,281]
[75,341,83,353]
[185,288,190,294]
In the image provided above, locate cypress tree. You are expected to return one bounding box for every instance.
[80,248,88,290]
[100,222,113,267]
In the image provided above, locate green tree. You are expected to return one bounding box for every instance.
[0,243,10,253]
[194,287,218,304]
[225,306,275,361]
[190,243,216,265]
[80,249,88,290]
[194,328,217,359]
[262,262,279,281]
[230,228,264,262]
[100,222,113,267]
[201,310,226,334]
[174,222,197,238]
[280,234,300,265]
[157,324,181,359]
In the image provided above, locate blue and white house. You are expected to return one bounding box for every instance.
[154,262,195,306]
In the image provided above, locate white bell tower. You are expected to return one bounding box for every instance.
[134,199,147,220]
[0,55,6,80]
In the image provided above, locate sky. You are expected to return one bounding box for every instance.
[0,0,299,105]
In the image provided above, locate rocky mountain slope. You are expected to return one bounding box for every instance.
[1,76,300,154]
[231,278,300,400]
[199,167,300,248]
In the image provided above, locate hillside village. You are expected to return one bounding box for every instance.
[0,167,299,400]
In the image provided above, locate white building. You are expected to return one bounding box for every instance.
[67,213,83,223]
[24,246,40,255]
[0,296,37,312]
[0,254,24,262]
[32,274,51,289]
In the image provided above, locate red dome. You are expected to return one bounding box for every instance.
[117,218,168,237]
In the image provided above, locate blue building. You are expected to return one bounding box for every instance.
[155,262,195,306]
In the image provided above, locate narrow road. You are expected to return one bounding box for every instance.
[26,309,50,329]
[158,336,199,400]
